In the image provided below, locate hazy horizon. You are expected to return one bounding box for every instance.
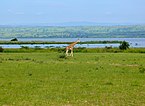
[0,0,145,25]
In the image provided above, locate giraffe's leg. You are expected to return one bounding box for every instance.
[66,49,69,56]
[71,50,73,57]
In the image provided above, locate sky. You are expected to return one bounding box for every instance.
[0,0,145,25]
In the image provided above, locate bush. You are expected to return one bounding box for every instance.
[139,66,145,73]
[0,47,4,52]
[34,46,41,50]
[11,38,18,41]
[21,46,29,49]
[59,53,66,59]
[105,46,112,49]
[119,41,130,50]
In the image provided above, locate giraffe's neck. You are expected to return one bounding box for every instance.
[66,39,80,57]
[66,40,80,50]
[70,40,79,47]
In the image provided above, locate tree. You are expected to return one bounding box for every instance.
[0,47,4,52]
[119,41,130,50]
[11,38,18,41]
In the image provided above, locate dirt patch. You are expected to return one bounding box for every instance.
[110,63,139,67]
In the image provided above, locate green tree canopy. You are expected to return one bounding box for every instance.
[119,41,130,50]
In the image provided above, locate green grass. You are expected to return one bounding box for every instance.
[2,47,145,54]
[0,53,145,106]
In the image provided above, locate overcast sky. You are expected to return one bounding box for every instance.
[0,0,145,25]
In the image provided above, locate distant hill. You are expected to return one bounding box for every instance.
[48,22,111,26]
[0,22,144,27]
[0,25,145,38]
[50,22,142,26]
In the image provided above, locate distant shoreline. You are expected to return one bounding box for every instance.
[0,25,145,38]
[0,40,122,44]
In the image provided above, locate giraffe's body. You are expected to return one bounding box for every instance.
[66,39,80,57]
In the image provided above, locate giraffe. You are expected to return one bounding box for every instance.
[66,39,80,57]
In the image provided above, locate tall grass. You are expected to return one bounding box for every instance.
[2,47,145,53]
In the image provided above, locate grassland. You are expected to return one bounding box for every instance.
[2,47,145,54]
[0,52,145,106]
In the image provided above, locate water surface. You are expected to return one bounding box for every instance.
[0,38,145,48]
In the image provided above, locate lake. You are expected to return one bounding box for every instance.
[0,38,145,48]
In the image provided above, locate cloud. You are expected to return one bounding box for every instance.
[7,9,24,15]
